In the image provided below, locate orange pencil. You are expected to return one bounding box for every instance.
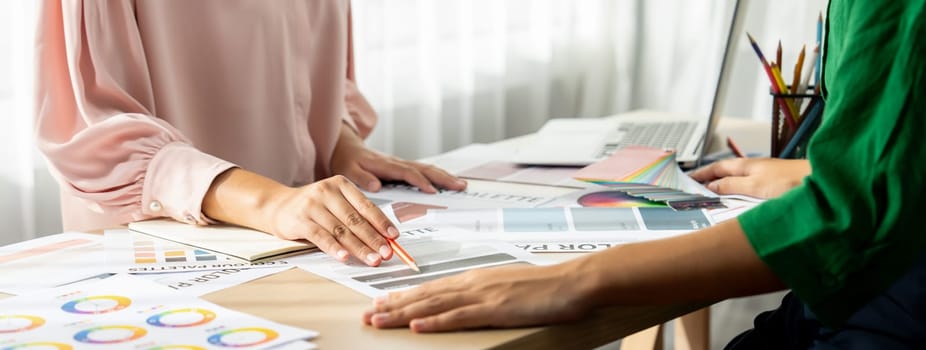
[791,45,806,95]
[388,238,420,272]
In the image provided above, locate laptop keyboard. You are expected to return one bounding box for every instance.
[597,121,697,158]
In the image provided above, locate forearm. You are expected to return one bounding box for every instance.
[572,219,785,306]
[202,168,288,232]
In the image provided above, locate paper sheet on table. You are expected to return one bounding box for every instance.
[420,144,591,188]
[457,161,590,188]
[0,232,112,294]
[294,226,551,297]
[0,274,316,349]
[424,207,714,252]
[707,195,764,223]
[417,144,510,174]
[135,266,293,296]
[105,230,297,274]
[364,180,578,222]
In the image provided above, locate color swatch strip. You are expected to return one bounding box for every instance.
[572,146,724,210]
[131,238,218,264]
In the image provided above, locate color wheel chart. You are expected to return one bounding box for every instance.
[0,315,45,334]
[0,275,316,350]
[146,309,216,328]
[73,325,147,344]
[1,342,72,350]
[207,328,278,347]
[60,296,132,315]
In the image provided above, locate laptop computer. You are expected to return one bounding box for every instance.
[513,0,746,169]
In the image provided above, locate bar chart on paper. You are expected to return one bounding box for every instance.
[127,232,223,264]
[105,231,293,274]
[295,227,548,297]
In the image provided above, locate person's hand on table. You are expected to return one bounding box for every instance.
[690,158,811,199]
[205,169,404,267]
[362,264,592,332]
[331,123,467,193]
[204,125,467,268]
[263,175,404,266]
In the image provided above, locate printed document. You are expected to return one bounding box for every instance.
[0,274,316,349]
[295,226,550,297]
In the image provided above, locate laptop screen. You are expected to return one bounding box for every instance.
[695,0,746,166]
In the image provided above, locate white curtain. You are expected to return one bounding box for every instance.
[353,0,828,160]
[0,0,826,243]
[0,0,55,245]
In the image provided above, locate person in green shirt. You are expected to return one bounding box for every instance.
[362,0,926,347]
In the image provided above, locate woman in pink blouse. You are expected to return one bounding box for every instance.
[34,0,465,266]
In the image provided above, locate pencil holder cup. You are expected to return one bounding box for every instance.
[769,87,824,159]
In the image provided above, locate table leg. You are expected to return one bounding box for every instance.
[619,324,664,350]
[673,307,710,350]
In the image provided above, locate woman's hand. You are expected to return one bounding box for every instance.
[690,158,811,199]
[331,123,467,193]
[362,264,593,332]
[203,169,400,267]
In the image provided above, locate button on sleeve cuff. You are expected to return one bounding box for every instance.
[141,142,237,225]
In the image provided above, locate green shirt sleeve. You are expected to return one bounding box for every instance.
[738,0,926,327]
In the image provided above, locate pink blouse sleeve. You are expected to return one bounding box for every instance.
[341,5,377,139]
[35,0,236,226]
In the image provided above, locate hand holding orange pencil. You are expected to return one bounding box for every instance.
[388,237,420,272]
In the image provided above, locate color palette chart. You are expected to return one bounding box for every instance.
[105,230,292,274]
[0,274,317,349]
[426,207,713,250]
[129,235,220,264]
[572,146,724,210]
[573,146,681,189]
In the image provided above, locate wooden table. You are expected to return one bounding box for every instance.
[202,267,710,349]
[1,115,769,349]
